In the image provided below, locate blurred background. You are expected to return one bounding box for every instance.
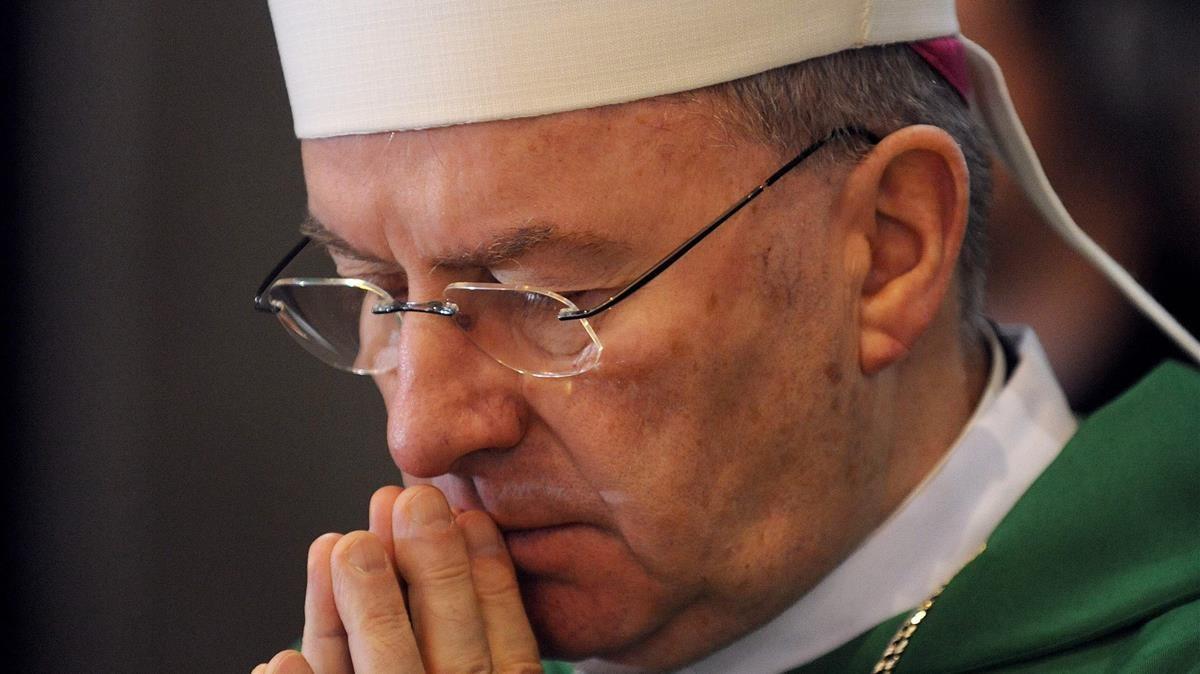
[3,2,1197,671]
[5,4,392,671]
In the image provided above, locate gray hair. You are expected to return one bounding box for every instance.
[699,44,993,328]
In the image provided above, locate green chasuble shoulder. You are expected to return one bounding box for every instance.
[795,362,1200,673]
[544,363,1200,673]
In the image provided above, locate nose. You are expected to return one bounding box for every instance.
[378,311,528,478]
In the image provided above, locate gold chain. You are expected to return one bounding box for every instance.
[871,586,944,672]
[871,543,986,672]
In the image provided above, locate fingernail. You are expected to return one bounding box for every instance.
[461,514,502,557]
[344,534,386,574]
[397,487,451,536]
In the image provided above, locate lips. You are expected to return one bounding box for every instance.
[477,502,587,537]
[500,522,610,575]
[488,513,583,532]
[435,477,615,571]
[501,523,579,541]
[469,480,604,531]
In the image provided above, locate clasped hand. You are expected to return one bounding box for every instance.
[253,485,543,673]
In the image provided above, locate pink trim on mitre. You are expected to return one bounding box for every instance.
[909,37,972,102]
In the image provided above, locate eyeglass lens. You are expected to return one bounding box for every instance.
[444,286,601,376]
[266,280,601,377]
[266,281,401,374]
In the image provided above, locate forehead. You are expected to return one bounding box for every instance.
[301,96,717,180]
[298,97,765,262]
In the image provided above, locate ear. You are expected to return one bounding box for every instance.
[837,125,970,375]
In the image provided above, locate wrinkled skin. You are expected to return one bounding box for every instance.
[270,96,980,671]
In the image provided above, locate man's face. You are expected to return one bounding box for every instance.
[300,99,891,667]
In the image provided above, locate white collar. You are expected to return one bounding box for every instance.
[668,326,1078,674]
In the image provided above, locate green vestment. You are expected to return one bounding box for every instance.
[547,362,1200,673]
[792,362,1200,673]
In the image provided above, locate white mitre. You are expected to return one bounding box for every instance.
[267,0,1200,361]
[268,0,957,138]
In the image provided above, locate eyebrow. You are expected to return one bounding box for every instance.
[300,214,395,266]
[300,213,632,274]
[430,221,632,274]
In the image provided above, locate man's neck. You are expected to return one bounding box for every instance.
[879,318,992,516]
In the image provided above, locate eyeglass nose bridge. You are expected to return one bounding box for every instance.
[372,299,459,317]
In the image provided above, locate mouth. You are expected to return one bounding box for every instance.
[500,522,607,575]
[450,479,614,574]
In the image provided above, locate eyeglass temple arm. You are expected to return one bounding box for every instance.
[558,127,879,321]
[253,236,312,313]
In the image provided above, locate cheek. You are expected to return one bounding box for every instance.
[522,334,724,578]
[527,301,786,558]
[531,231,859,549]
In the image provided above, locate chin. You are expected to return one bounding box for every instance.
[519,574,670,663]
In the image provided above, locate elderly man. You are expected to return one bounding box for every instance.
[251,2,1200,672]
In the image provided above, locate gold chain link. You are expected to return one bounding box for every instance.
[871,587,944,672]
[870,543,987,672]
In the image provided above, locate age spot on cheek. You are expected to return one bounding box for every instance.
[824,362,843,385]
[825,361,846,413]
[758,245,775,274]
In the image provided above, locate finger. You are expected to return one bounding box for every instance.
[251,664,267,674]
[369,485,404,568]
[301,533,353,674]
[392,485,492,672]
[265,650,315,674]
[331,531,423,673]
[458,510,541,670]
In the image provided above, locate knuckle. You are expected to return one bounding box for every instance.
[471,562,521,601]
[355,633,420,671]
[416,555,474,587]
[353,607,412,637]
[419,598,481,631]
